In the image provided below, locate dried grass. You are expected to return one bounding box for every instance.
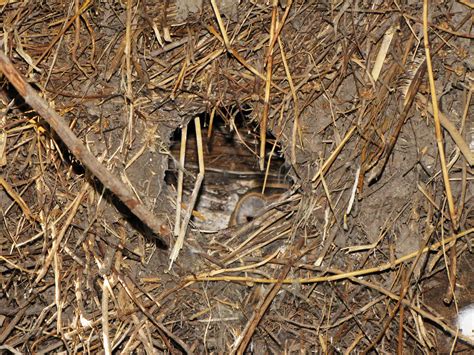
[1,0,473,353]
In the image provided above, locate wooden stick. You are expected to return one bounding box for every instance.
[0,50,169,248]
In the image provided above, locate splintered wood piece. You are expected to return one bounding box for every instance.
[174,124,187,236]
[169,116,205,268]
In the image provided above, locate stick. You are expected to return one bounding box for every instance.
[0,50,169,248]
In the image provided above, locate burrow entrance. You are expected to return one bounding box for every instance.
[165,106,292,231]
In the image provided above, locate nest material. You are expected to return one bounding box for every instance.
[1,0,473,353]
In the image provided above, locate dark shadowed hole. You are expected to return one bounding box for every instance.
[165,104,290,231]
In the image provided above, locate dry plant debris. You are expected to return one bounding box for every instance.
[0,0,473,353]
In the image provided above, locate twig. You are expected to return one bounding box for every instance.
[0,50,169,248]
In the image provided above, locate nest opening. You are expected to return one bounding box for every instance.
[165,106,291,231]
